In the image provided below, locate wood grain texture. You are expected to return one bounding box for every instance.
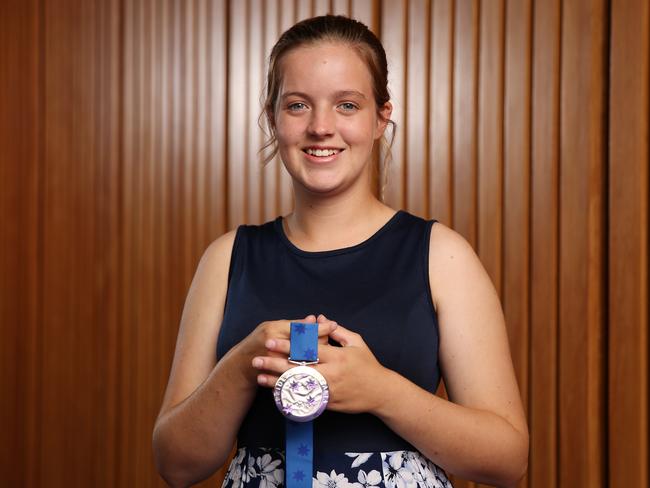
[452,0,478,246]
[502,0,532,439]
[428,0,453,226]
[2,2,650,487]
[608,0,649,486]
[559,0,607,485]
[529,1,560,487]
[380,0,406,209]
[0,0,42,485]
[476,0,504,293]
[405,0,430,216]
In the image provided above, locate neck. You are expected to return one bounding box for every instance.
[284,184,395,251]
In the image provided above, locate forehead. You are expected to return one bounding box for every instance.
[279,42,374,94]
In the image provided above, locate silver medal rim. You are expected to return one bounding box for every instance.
[273,365,329,422]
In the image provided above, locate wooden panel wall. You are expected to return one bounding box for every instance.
[1,1,648,487]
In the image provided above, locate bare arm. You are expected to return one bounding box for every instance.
[153,231,332,487]
[372,223,528,486]
[152,231,256,486]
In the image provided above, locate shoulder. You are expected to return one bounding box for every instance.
[199,229,239,275]
[427,222,495,309]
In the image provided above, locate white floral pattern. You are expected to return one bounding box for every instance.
[222,448,453,488]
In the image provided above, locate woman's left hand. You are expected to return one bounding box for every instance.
[252,314,390,414]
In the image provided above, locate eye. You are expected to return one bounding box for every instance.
[287,102,308,111]
[338,102,359,112]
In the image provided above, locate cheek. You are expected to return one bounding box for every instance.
[275,116,302,145]
[339,117,376,147]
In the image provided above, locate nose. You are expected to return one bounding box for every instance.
[307,106,335,138]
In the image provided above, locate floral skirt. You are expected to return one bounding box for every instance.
[222,447,454,488]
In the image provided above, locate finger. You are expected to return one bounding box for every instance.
[257,374,279,388]
[318,320,338,337]
[317,313,331,323]
[328,324,364,347]
[252,356,292,375]
[265,338,290,355]
[316,314,338,333]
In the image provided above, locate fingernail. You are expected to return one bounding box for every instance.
[252,358,263,368]
[265,339,276,349]
[257,375,267,385]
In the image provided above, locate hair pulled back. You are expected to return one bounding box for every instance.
[260,14,395,191]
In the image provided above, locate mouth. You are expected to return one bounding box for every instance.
[301,147,344,158]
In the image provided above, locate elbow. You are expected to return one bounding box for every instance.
[498,429,529,488]
[152,422,226,488]
[473,427,528,488]
[152,424,191,487]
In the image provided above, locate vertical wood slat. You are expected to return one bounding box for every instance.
[314,0,330,16]
[0,0,42,485]
[405,0,429,217]
[262,0,280,222]
[101,1,121,484]
[473,5,506,486]
[429,0,453,226]
[559,0,607,486]
[608,1,649,487]
[228,0,249,226]
[331,0,350,16]
[529,1,561,487]
[247,0,264,223]
[210,0,228,237]
[452,0,478,246]
[380,0,406,209]
[502,0,532,450]
[350,0,375,32]
[476,0,504,294]
[119,0,136,483]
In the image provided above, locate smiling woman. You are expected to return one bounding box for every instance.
[152,14,528,488]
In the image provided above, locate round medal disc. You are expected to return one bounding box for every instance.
[273,365,329,422]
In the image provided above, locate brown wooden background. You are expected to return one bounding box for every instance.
[1,0,648,487]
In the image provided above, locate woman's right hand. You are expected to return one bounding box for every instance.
[235,314,336,385]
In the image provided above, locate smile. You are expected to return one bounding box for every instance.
[302,147,343,157]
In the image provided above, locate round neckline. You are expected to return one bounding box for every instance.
[274,210,404,257]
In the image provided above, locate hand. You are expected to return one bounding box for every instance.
[237,315,335,385]
[253,314,389,414]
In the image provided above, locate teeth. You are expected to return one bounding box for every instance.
[305,148,340,157]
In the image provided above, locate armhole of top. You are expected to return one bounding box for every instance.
[223,225,246,313]
[423,220,443,390]
[423,219,439,316]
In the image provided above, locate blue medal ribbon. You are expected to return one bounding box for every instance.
[285,322,318,488]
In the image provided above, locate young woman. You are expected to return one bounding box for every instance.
[153,15,528,488]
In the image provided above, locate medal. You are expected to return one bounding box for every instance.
[273,365,329,422]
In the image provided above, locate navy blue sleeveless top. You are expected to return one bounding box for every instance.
[216,210,441,453]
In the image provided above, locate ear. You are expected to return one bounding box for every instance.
[375,102,393,140]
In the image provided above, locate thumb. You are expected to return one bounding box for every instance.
[328,324,363,347]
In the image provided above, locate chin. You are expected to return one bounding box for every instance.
[298,178,347,196]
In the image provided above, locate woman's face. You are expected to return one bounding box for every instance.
[274,42,391,197]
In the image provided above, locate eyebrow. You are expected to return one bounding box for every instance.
[280,90,367,101]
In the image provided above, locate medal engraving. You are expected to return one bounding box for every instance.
[274,366,329,422]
